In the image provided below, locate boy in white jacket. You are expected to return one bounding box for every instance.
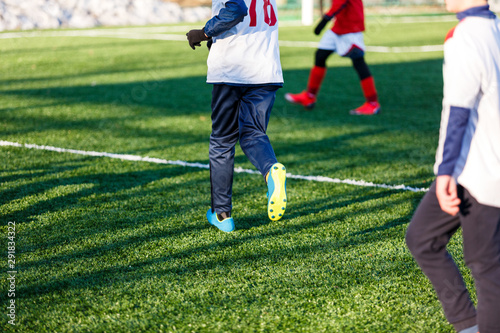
[406,0,500,332]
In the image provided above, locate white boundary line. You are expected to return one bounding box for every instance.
[0,140,428,192]
[0,29,444,53]
[278,40,443,52]
[365,15,456,23]
[0,30,187,41]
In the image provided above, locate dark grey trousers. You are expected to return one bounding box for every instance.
[406,181,500,333]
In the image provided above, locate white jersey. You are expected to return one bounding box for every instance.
[206,0,283,85]
[434,13,500,208]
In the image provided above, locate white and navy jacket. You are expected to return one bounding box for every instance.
[434,5,500,207]
[202,0,283,86]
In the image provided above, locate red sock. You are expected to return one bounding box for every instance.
[307,66,326,96]
[360,76,378,102]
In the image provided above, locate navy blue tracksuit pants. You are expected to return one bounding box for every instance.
[406,181,500,333]
[209,84,279,214]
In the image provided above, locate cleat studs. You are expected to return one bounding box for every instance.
[272,215,275,219]
[274,166,278,170]
[283,199,286,202]
[270,209,273,212]
[279,213,282,217]
[282,207,285,210]
[271,201,274,204]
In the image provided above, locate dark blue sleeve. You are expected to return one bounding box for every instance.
[437,106,471,175]
[203,0,248,38]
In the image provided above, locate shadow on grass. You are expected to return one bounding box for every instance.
[0,159,207,224]
[0,58,444,128]
[0,59,442,182]
[7,165,422,301]
[0,58,438,307]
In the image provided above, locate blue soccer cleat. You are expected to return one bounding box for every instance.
[206,209,235,232]
[267,163,287,221]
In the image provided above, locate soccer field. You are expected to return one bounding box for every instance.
[0,16,474,332]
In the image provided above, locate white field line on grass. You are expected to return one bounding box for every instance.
[0,28,444,53]
[0,140,428,192]
[278,40,444,52]
[0,29,187,41]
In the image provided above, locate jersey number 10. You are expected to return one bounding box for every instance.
[249,0,277,27]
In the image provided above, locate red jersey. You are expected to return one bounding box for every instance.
[326,0,365,35]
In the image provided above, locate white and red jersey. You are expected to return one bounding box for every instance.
[204,0,283,85]
[434,6,500,208]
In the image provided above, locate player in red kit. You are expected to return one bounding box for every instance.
[285,0,380,115]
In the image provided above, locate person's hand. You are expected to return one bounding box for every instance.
[186,29,210,50]
[314,15,332,35]
[436,175,461,216]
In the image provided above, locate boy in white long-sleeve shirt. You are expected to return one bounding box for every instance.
[405,1,500,332]
[406,0,500,333]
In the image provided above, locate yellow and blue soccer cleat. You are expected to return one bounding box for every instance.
[206,209,235,232]
[267,163,287,221]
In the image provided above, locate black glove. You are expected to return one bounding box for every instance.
[314,15,332,35]
[207,38,213,51]
[186,28,210,50]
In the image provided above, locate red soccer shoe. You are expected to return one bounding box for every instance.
[285,91,316,109]
[350,101,381,115]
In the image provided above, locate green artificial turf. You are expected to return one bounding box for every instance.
[0,15,475,332]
